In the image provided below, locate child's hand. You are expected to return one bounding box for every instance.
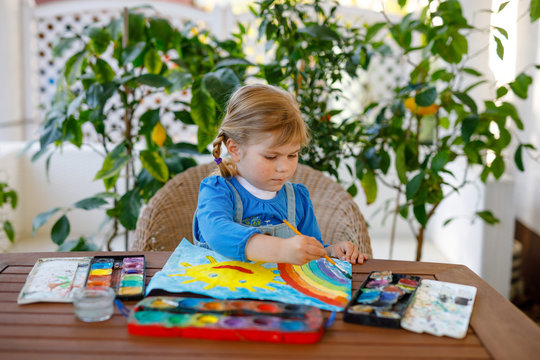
[283,235,327,265]
[327,241,368,264]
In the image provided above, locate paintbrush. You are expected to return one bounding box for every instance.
[282,219,352,279]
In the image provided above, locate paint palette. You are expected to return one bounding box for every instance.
[84,255,145,300]
[128,296,325,343]
[344,271,421,328]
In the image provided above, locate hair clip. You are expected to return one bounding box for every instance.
[214,157,222,165]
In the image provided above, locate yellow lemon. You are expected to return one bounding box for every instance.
[404,97,439,116]
[151,122,167,147]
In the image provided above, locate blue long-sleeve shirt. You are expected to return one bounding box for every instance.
[193,176,323,261]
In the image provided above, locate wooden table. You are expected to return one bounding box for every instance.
[1,251,539,360]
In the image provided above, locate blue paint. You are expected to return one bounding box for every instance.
[179,298,202,308]
[280,320,305,331]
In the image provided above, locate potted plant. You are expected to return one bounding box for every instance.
[31,7,247,250]
[248,0,538,260]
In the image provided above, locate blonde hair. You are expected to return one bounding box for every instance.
[212,84,309,178]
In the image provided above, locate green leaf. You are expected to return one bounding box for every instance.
[32,207,61,236]
[398,0,407,8]
[73,197,108,210]
[128,12,146,44]
[117,189,142,230]
[494,36,504,60]
[406,172,424,200]
[462,68,482,77]
[454,92,478,113]
[498,1,509,13]
[395,144,407,184]
[413,204,427,226]
[531,0,540,22]
[140,150,169,183]
[347,184,358,197]
[144,48,163,74]
[52,36,78,57]
[476,210,500,224]
[461,115,479,143]
[51,215,70,245]
[93,58,115,83]
[174,110,194,125]
[166,68,192,93]
[496,86,508,99]
[58,237,99,251]
[431,151,450,172]
[138,108,160,137]
[191,83,217,152]
[298,25,340,41]
[122,42,146,65]
[509,73,533,99]
[514,144,524,171]
[215,58,254,68]
[415,87,437,107]
[65,50,86,85]
[493,26,508,39]
[365,22,386,42]
[3,221,14,243]
[490,156,505,179]
[202,68,240,110]
[94,143,129,181]
[361,170,377,204]
[149,18,173,50]
[87,27,110,54]
[443,217,455,226]
[135,74,172,88]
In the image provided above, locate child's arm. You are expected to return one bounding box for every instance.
[245,233,326,265]
[326,241,368,264]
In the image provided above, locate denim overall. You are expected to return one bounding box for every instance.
[193,180,298,250]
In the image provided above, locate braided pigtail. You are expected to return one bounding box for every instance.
[212,132,236,178]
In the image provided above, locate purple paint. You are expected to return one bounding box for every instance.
[314,258,344,282]
[219,316,247,328]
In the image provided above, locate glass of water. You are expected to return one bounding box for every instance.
[73,286,115,322]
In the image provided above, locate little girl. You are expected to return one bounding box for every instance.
[193,83,368,265]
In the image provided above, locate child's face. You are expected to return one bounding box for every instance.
[227,133,300,192]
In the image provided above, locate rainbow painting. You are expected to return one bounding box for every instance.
[145,239,352,311]
[278,259,350,307]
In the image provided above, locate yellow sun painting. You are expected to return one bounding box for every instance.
[168,256,285,292]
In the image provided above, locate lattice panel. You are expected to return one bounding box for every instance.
[33,6,204,144]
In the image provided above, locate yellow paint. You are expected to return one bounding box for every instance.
[89,269,112,276]
[169,256,284,292]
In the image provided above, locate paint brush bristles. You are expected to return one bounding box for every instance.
[282,219,352,279]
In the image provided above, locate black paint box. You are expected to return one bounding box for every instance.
[344,271,421,328]
[84,255,146,301]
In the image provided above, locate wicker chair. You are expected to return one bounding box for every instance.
[131,163,372,257]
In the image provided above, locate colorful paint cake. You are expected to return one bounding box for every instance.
[128,296,325,344]
[344,271,421,328]
[85,256,145,300]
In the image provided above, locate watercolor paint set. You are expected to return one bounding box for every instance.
[84,255,146,300]
[344,271,421,328]
[127,296,325,343]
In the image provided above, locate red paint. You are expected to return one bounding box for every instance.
[212,265,253,274]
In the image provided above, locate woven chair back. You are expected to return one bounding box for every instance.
[132,163,372,257]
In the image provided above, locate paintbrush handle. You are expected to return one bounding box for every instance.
[282,219,302,236]
[324,255,337,266]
